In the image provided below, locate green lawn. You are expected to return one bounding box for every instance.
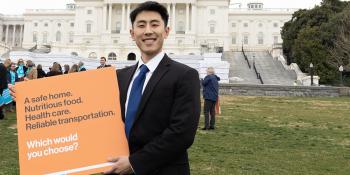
[1,96,350,175]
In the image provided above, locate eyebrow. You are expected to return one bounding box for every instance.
[136,19,161,24]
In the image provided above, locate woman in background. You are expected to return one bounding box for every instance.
[16,59,27,81]
[25,60,37,80]
[36,64,47,78]
[68,64,79,73]
[46,62,62,77]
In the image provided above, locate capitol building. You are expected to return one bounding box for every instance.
[0,0,298,60]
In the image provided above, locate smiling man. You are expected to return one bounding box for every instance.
[104,1,200,175]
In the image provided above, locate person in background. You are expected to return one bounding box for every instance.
[97,57,111,69]
[68,64,79,73]
[78,61,86,71]
[47,62,62,77]
[0,62,7,119]
[36,64,47,78]
[63,64,70,74]
[0,59,11,119]
[25,60,37,80]
[6,63,18,112]
[16,59,27,81]
[201,67,220,130]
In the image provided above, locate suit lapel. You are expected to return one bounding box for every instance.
[132,55,171,125]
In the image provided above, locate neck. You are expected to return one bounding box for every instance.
[141,50,162,63]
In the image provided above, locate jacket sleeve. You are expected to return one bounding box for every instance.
[7,71,11,84]
[201,76,210,86]
[129,69,201,175]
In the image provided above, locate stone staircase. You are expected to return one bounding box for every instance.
[245,51,296,85]
[222,51,260,84]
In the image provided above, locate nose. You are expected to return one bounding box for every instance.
[144,24,153,35]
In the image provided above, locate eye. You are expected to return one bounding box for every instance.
[138,24,145,28]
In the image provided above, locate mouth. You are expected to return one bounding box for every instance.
[142,38,157,44]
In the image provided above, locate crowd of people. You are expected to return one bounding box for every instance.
[0,56,111,119]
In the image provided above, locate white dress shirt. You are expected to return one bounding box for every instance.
[125,51,165,115]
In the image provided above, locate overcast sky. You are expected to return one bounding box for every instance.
[0,0,324,15]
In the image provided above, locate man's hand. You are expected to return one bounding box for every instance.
[9,84,16,102]
[103,156,133,175]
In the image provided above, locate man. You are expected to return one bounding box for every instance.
[104,2,200,175]
[201,67,220,130]
[9,1,200,174]
[97,57,111,69]
[0,62,8,119]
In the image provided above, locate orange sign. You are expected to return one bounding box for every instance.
[16,67,129,175]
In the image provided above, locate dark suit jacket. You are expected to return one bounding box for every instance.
[0,63,8,94]
[117,54,200,175]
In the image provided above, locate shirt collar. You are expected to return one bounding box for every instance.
[137,51,164,73]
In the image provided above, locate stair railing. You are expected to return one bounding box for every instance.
[253,61,264,84]
[241,45,251,69]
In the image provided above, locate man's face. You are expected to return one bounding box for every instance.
[100,58,106,65]
[130,11,169,57]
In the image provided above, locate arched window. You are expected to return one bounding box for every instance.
[86,21,93,33]
[208,20,216,34]
[127,53,136,61]
[33,32,37,42]
[243,35,249,45]
[274,36,279,44]
[42,32,48,44]
[116,22,121,33]
[108,52,117,60]
[71,52,78,56]
[88,52,97,59]
[56,31,61,42]
[177,21,184,33]
[258,32,264,45]
[69,32,74,43]
[232,35,236,44]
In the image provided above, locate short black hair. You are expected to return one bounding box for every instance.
[100,57,106,61]
[130,1,169,27]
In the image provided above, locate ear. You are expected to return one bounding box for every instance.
[130,28,135,41]
[164,26,170,39]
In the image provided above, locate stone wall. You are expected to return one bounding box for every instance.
[219,84,350,97]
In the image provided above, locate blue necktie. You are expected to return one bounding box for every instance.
[125,64,149,139]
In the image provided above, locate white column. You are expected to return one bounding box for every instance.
[5,25,9,44]
[12,25,16,46]
[0,25,2,42]
[167,4,171,27]
[121,3,125,32]
[191,4,196,34]
[108,3,112,32]
[126,3,131,30]
[172,3,176,34]
[22,25,24,44]
[103,4,107,31]
[19,25,23,46]
[186,3,190,34]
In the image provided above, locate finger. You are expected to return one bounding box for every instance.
[103,163,120,174]
[107,157,120,162]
